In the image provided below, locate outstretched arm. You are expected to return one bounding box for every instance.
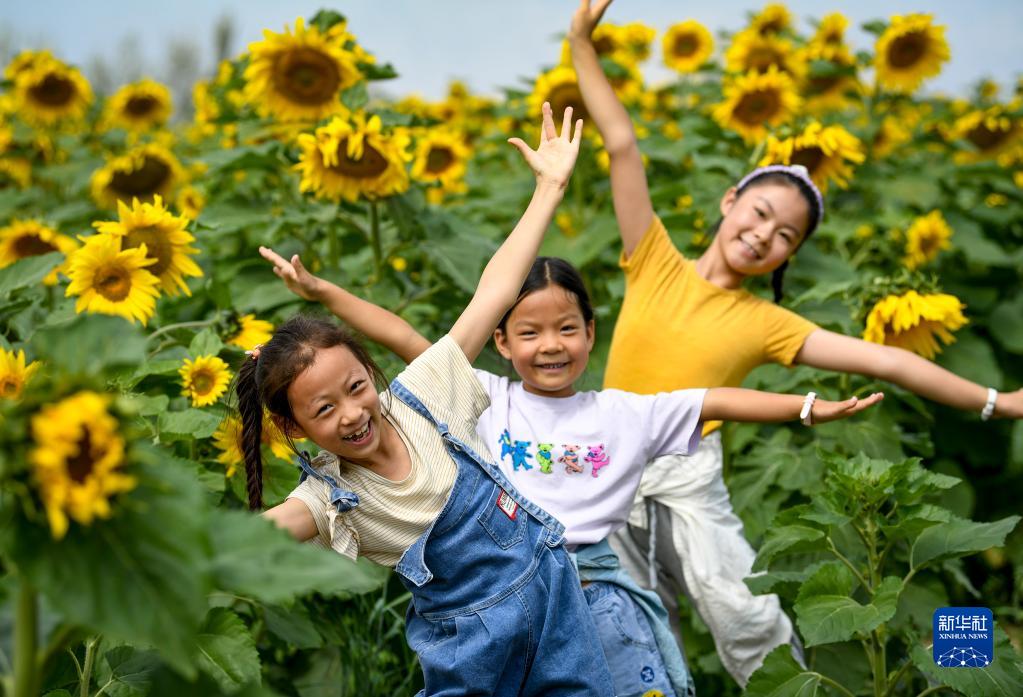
[796,329,1023,418]
[258,247,432,364]
[568,0,653,257]
[449,102,582,362]
[701,387,885,425]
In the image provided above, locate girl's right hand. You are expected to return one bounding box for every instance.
[569,0,613,42]
[507,102,583,190]
[259,246,323,301]
[810,392,885,425]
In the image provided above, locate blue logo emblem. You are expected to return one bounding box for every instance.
[933,607,993,667]
[639,666,655,683]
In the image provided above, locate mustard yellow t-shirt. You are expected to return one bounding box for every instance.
[603,216,819,432]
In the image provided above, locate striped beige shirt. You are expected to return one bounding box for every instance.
[287,335,492,567]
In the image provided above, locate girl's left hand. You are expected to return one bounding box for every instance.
[507,101,583,190]
[810,392,885,425]
[994,388,1023,419]
[258,246,323,301]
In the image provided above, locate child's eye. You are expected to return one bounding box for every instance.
[519,330,537,337]
[779,231,792,242]
[561,325,577,333]
[755,208,767,219]
[316,404,333,417]
[351,380,364,392]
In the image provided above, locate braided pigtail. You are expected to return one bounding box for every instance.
[771,260,789,304]
[236,356,264,510]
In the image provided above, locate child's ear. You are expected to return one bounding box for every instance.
[720,186,739,217]
[493,328,513,360]
[585,319,596,351]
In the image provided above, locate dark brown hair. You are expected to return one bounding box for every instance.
[497,256,595,331]
[235,315,387,510]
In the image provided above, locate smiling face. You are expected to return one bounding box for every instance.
[713,181,812,277]
[494,284,595,398]
[286,344,385,464]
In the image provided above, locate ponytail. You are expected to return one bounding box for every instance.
[236,356,264,510]
[771,260,788,304]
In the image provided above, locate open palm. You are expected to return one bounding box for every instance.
[507,101,583,189]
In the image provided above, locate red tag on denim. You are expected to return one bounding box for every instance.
[496,490,518,520]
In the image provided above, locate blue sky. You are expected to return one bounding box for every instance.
[2,1,1021,99]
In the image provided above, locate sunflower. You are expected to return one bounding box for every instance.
[620,22,658,63]
[811,13,849,48]
[662,21,714,74]
[13,56,93,127]
[0,348,40,401]
[90,143,184,210]
[411,129,471,203]
[213,413,295,477]
[725,29,803,78]
[800,43,860,113]
[294,113,411,202]
[863,290,967,359]
[874,14,949,93]
[93,195,202,296]
[760,122,865,192]
[175,185,206,220]
[0,157,31,189]
[903,210,953,269]
[872,116,913,158]
[712,67,800,143]
[528,65,590,123]
[0,219,79,284]
[65,234,161,325]
[179,355,232,407]
[3,49,56,80]
[244,17,363,123]
[951,107,1021,162]
[749,3,793,36]
[228,314,274,351]
[30,391,136,539]
[103,79,172,133]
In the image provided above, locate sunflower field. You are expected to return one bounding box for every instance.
[0,4,1022,696]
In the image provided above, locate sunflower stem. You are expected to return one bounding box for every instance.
[145,318,218,344]
[79,635,99,697]
[13,578,38,697]
[368,201,382,281]
[327,223,340,270]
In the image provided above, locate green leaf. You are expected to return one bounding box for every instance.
[132,394,170,417]
[0,452,210,676]
[0,252,62,295]
[209,510,389,603]
[189,328,224,357]
[309,9,346,33]
[989,294,1023,353]
[794,564,901,646]
[159,409,223,438]
[911,625,1023,697]
[1011,421,1023,473]
[30,315,148,377]
[909,516,1021,570]
[264,603,323,649]
[744,644,822,696]
[753,525,825,572]
[421,217,497,294]
[937,333,1003,390]
[195,608,260,693]
[95,645,161,697]
[201,143,282,174]
[341,82,369,111]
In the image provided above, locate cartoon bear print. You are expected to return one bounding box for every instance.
[498,429,514,462]
[535,443,554,474]
[559,444,583,474]
[584,444,611,478]
[510,440,533,471]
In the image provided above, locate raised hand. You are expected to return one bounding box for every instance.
[506,101,583,190]
[810,392,885,425]
[258,246,323,301]
[569,0,614,42]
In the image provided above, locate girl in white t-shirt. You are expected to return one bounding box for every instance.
[261,251,883,697]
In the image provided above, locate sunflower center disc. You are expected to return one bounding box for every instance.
[426,147,455,174]
[96,265,132,301]
[792,146,825,175]
[968,124,1010,151]
[673,35,698,58]
[13,235,57,258]
[545,84,590,124]
[29,74,75,106]
[329,138,389,178]
[192,370,214,395]
[274,48,342,105]
[887,32,927,69]
[0,378,19,398]
[110,156,172,199]
[124,226,174,277]
[736,89,780,124]
[67,431,96,484]
[125,95,159,117]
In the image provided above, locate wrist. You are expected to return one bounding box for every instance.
[533,179,568,199]
[980,387,998,421]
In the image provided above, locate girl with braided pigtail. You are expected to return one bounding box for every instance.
[232,105,618,696]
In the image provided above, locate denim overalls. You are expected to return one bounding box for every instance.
[299,379,615,696]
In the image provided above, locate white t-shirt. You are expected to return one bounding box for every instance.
[475,370,706,546]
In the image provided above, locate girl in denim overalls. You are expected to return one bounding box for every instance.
[238,104,615,696]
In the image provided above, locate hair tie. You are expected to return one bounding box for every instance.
[735,164,825,231]
[245,344,263,361]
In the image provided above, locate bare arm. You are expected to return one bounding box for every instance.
[795,329,1023,418]
[568,0,653,257]
[701,387,883,424]
[449,103,582,362]
[258,247,432,364]
[263,498,318,541]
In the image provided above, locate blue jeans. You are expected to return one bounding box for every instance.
[390,380,615,696]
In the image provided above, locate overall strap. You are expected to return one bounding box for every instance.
[298,451,359,513]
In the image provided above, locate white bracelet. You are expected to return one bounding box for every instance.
[981,387,998,421]
[800,391,817,426]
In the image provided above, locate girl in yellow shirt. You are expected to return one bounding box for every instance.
[569,0,1023,686]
